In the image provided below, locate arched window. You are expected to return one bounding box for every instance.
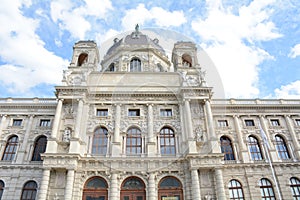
[248,136,263,160]
[92,127,108,155]
[158,176,183,200]
[2,135,18,161]
[21,181,37,200]
[259,178,275,200]
[83,177,108,200]
[130,58,141,72]
[0,180,4,200]
[126,128,142,154]
[160,127,176,155]
[220,136,235,160]
[107,63,115,72]
[290,177,300,199]
[32,136,47,161]
[275,135,290,160]
[228,179,244,200]
[77,53,88,66]
[121,177,145,200]
[182,53,192,67]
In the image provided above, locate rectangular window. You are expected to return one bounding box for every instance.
[128,109,140,117]
[40,119,51,127]
[160,109,172,117]
[295,119,300,126]
[218,120,228,127]
[12,119,22,126]
[245,119,255,126]
[96,109,108,116]
[270,119,280,126]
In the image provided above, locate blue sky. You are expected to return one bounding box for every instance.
[0,0,300,98]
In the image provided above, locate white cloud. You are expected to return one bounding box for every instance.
[274,80,300,98]
[50,0,113,39]
[191,0,282,98]
[289,44,300,58]
[121,4,186,29]
[0,0,68,95]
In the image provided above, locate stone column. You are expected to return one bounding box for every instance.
[112,104,121,156]
[215,168,226,200]
[16,115,34,163]
[0,115,7,138]
[47,99,63,153]
[70,99,83,153]
[147,104,156,156]
[65,169,75,200]
[148,173,156,200]
[285,115,300,159]
[38,169,51,200]
[204,100,219,153]
[191,169,201,200]
[259,115,277,161]
[110,173,118,200]
[233,115,248,162]
[184,99,197,153]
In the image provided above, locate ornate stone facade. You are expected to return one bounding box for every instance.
[0,28,300,200]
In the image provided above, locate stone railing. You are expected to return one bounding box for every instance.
[211,99,300,105]
[0,98,57,104]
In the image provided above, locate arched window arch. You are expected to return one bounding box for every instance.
[259,178,275,199]
[92,127,108,155]
[228,179,244,200]
[2,135,18,161]
[290,177,300,199]
[248,136,263,160]
[158,176,183,200]
[32,136,47,161]
[160,127,176,155]
[130,58,141,72]
[78,53,88,66]
[275,135,290,160]
[82,176,108,200]
[126,127,142,154]
[21,181,37,200]
[121,176,146,200]
[220,136,235,160]
[182,53,192,67]
[0,180,4,200]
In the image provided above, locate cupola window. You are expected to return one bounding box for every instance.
[130,58,141,72]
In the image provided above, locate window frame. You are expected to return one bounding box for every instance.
[270,119,280,126]
[259,178,276,200]
[245,119,255,127]
[220,136,235,160]
[39,119,51,127]
[228,179,244,200]
[92,127,108,155]
[218,120,228,127]
[126,128,142,155]
[31,136,47,161]
[12,119,22,126]
[128,109,140,117]
[248,136,263,161]
[96,109,109,117]
[160,127,176,155]
[0,180,4,200]
[295,119,300,126]
[2,135,19,161]
[160,109,172,117]
[290,177,300,200]
[20,181,37,200]
[130,58,141,72]
[275,135,290,160]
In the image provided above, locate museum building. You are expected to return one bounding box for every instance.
[0,27,300,200]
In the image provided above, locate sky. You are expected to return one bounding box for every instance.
[0,0,300,99]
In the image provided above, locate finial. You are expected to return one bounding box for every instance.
[135,24,139,32]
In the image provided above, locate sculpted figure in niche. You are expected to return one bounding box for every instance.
[63,127,72,142]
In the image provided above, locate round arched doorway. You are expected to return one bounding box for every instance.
[120,176,146,200]
[158,176,183,200]
[82,176,108,200]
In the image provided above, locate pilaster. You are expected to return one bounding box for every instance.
[110,173,119,200]
[112,104,121,156]
[65,169,75,200]
[69,99,83,154]
[233,115,248,162]
[204,100,219,153]
[284,115,300,159]
[147,104,156,156]
[37,168,51,200]
[184,99,197,153]
[191,169,201,200]
[215,168,226,200]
